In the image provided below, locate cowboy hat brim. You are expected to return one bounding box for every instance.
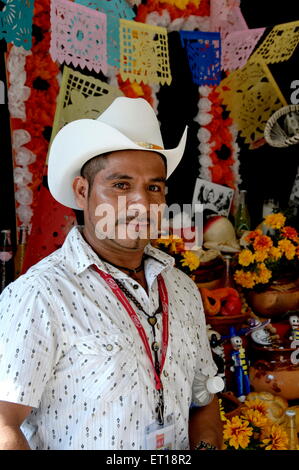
[48,119,187,210]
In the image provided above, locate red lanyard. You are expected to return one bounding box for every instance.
[93,265,169,391]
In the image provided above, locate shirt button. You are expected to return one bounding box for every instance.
[163,370,169,377]
[106,344,113,351]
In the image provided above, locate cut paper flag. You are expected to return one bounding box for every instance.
[250,20,299,64]
[50,0,107,74]
[75,0,135,67]
[222,28,265,71]
[210,0,248,40]
[180,31,221,86]
[217,60,287,146]
[49,66,123,149]
[119,19,172,85]
[0,0,34,50]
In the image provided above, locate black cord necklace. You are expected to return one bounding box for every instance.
[113,278,161,328]
[99,255,145,274]
[113,278,162,373]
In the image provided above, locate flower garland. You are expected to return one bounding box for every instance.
[8,0,60,230]
[196,85,241,193]
[135,0,210,23]
[7,45,35,228]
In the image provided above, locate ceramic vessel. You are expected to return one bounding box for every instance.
[247,278,299,318]
[249,344,299,401]
[205,312,248,336]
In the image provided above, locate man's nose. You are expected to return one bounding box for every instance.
[129,187,152,209]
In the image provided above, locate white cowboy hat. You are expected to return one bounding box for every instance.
[264,104,299,148]
[48,97,188,209]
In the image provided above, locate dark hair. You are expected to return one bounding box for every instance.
[80,153,109,194]
[80,151,167,195]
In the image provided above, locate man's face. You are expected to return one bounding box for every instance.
[207,190,215,203]
[74,149,167,252]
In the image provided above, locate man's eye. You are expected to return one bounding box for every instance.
[148,185,161,192]
[113,182,129,189]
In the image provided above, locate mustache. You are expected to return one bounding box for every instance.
[116,215,156,225]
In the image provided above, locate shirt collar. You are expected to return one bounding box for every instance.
[62,226,175,279]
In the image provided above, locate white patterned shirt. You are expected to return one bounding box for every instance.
[0,226,217,450]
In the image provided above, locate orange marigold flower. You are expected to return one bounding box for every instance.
[253,235,273,252]
[268,246,282,260]
[264,213,286,230]
[261,424,289,450]
[282,226,298,241]
[234,270,256,289]
[278,239,296,260]
[238,249,255,267]
[244,229,262,243]
[241,409,270,428]
[244,399,268,416]
[179,251,200,271]
[223,416,253,449]
[254,250,268,262]
[255,263,272,284]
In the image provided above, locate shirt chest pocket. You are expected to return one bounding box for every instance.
[74,334,139,403]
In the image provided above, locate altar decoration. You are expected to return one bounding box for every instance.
[50,0,108,74]
[135,0,210,24]
[217,60,287,147]
[15,0,77,272]
[223,397,289,450]
[180,31,221,86]
[221,28,265,72]
[196,86,241,190]
[249,339,299,401]
[203,216,240,252]
[119,19,172,85]
[250,20,299,64]
[75,0,135,67]
[7,0,61,231]
[50,66,123,143]
[201,287,242,317]
[0,0,34,50]
[152,235,200,275]
[210,0,248,40]
[233,213,299,291]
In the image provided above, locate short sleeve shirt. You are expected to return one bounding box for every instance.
[0,226,217,450]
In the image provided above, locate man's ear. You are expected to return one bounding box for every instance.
[72,176,89,209]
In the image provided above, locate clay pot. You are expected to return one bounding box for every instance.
[249,345,299,401]
[194,256,225,288]
[205,312,248,336]
[247,278,299,318]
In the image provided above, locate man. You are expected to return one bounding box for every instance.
[0,97,223,450]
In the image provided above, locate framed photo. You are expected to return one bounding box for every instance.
[192,178,234,218]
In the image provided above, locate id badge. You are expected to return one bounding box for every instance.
[145,414,175,450]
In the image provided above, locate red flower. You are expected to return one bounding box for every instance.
[281,226,298,241]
